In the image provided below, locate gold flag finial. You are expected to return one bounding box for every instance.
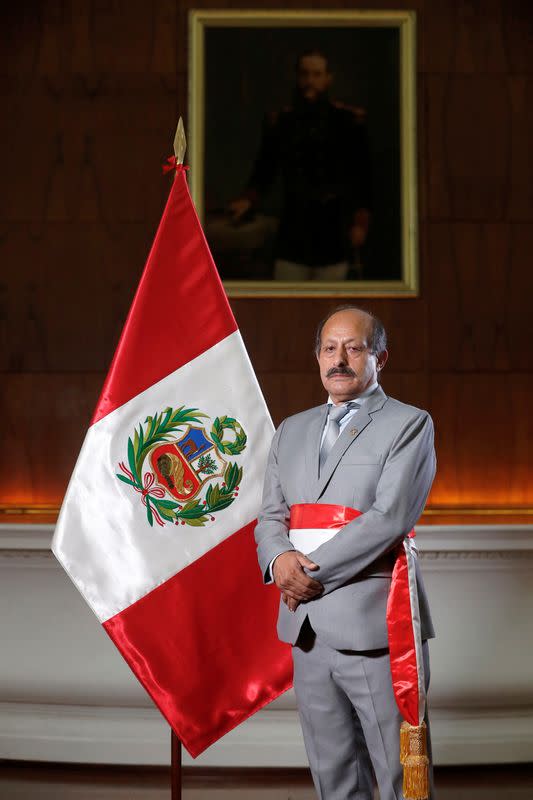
[173,118,187,165]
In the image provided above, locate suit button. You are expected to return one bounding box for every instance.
[350,428,358,436]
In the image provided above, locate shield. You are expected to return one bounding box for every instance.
[149,426,226,502]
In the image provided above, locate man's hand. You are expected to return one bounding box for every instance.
[281,592,300,612]
[273,551,323,612]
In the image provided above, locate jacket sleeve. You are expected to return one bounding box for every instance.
[305,411,436,595]
[254,419,294,582]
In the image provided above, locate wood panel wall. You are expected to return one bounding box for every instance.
[1,0,532,522]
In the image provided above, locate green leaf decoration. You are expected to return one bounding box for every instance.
[116,474,136,487]
[146,499,154,527]
[117,406,246,529]
[210,416,247,456]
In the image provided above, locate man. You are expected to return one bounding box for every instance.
[255,306,436,800]
[229,50,372,281]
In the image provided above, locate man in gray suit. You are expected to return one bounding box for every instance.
[255,306,436,800]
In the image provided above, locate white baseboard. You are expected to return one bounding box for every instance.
[2,523,533,767]
[1,701,532,766]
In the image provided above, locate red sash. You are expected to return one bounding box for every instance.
[288,503,425,728]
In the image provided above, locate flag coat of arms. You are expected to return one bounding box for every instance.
[52,155,292,757]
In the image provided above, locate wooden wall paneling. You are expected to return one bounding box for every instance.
[419,2,455,74]
[256,371,328,427]
[379,371,430,413]
[38,223,141,372]
[508,223,533,372]
[149,0,179,78]
[0,372,104,505]
[1,0,532,513]
[2,94,64,225]
[508,77,533,222]
[428,222,531,373]
[1,5,42,79]
[428,372,532,507]
[77,1,157,75]
[424,75,453,220]
[453,0,508,75]
[67,0,179,80]
[35,0,66,84]
[417,68,429,225]
[445,76,511,221]
[1,227,44,371]
[421,0,509,75]
[501,0,533,74]
[366,300,428,372]
[1,222,150,372]
[508,373,533,505]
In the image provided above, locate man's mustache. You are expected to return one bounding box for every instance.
[326,366,356,378]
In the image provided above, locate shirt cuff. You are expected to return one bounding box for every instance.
[266,552,286,584]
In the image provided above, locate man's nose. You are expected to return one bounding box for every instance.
[333,349,347,365]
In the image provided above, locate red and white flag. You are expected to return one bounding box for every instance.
[52,160,292,757]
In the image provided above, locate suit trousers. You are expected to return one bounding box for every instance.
[292,619,434,800]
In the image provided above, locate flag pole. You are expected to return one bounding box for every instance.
[169,117,186,800]
[171,729,182,800]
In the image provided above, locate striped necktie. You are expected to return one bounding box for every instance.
[319,401,359,471]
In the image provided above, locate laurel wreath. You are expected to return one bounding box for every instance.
[210,416,247,455]
[116,406,244,528]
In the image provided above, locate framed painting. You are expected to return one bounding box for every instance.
[189,10,418,297]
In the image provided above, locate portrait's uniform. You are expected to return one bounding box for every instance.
[255,384,436,800]
[243,96,372,277]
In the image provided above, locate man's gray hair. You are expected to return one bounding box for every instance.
[314,305,387,356]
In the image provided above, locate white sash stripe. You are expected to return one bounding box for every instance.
[404,538,426,724]
[289,527,342,553]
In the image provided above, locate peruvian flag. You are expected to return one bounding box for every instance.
[52,157,292,757]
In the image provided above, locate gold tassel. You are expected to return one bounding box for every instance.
[402,721,429,800]
[400,720,410,764]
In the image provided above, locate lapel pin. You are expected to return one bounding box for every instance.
[350,428,358,436]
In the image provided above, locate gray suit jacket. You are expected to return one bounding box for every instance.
[254,386,436,651]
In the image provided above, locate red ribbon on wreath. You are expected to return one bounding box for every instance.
[118,463,166,526]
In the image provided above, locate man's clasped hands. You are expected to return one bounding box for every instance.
[273,551,324,612]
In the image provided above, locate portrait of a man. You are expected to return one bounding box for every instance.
[189,11,418,296]
[228,49,372,283]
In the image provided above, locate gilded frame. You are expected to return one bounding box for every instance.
[189,9,418,298]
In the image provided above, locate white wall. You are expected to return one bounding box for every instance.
[1,524,532,766]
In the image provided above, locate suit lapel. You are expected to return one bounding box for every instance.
[314,386,388,501]
[304,404,329,500]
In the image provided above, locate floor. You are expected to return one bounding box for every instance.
[0,763,532,800]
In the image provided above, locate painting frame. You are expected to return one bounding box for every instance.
[188,9,419,298]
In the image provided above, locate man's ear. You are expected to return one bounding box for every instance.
[376,350,388,372]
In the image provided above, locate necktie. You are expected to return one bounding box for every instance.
[319,402,359,471]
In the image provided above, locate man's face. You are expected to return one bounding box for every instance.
[316,310,388,404]
[296,54,332,101]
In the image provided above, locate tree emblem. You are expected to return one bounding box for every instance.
[116,406,246,528]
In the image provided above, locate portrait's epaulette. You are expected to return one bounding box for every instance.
[332,101,367,123]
